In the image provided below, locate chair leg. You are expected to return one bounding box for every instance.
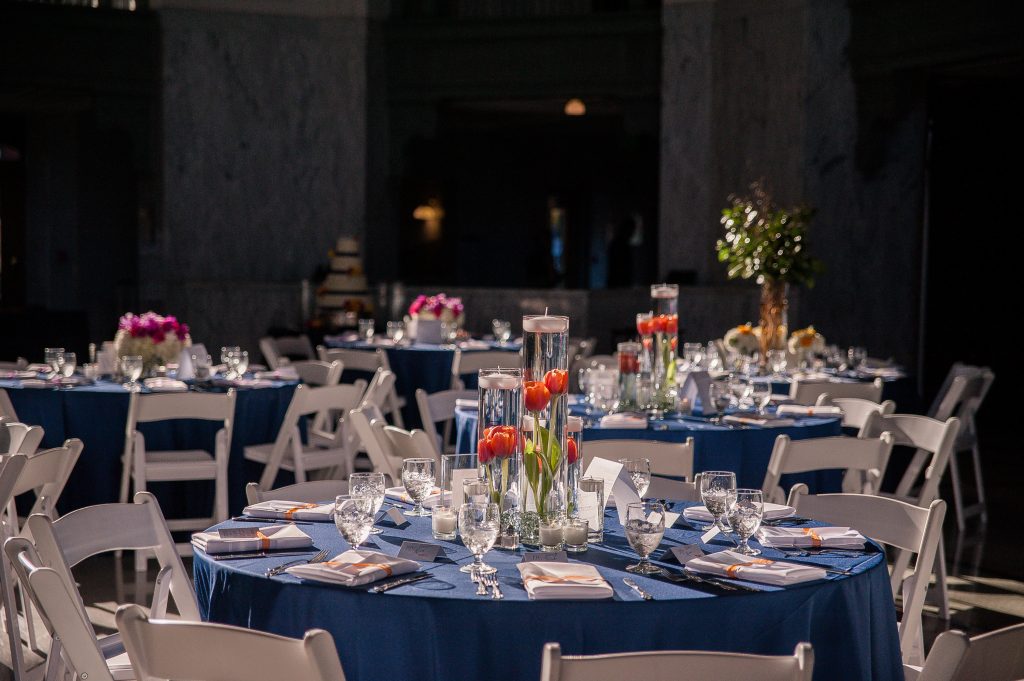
[934,535,951,620]
[971,444,988,524]
[948,450,967,532]
[216,470,229,523]
[1,559,27,681]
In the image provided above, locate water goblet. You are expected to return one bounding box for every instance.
[334,495,375,550]
[624,501,666,575]
[767,349,788,377]
[60,352,77,379]
[220,346,240,379]
[726,488,765,555]
[700,471,737,536]
[349,472,386,534]
[401,458,436,517]
[491,319,512,345]
[358,319,375,342]
[234,350,250,377]
[749,380,771,414]
[121,355,144,392]
[386,321,405,344]
[458,501,499,576]
[618,457,651,498]
[44,347,65,376]
[848,346,867,371]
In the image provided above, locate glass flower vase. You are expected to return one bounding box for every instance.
[566,416,583,517]
[477,368,523,548]
[649,284,679,415]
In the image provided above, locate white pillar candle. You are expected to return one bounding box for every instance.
[650,283,679,299]
[432,508,457,534]
[523,315,569,333]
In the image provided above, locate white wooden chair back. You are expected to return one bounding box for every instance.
[245,480,348,505]
[761,434,893,504]
[358,368,396,423]
[815,395,896,433]
[382,425,440,466]
[291,360,343,387]
[3,420,45,454]
[787,490,945,666]
[259,337,283,369]
[583,439,694,481]
[415,388,476,455]
[861,413,960,506]
[348,409,404,482]
[790,378,883,405]
[646,473,703,503]
[317,346,383,373]
[450,350,516,389]
[115,603,347,681]
[0,388,18,421]
[540,641,813,681]
[927,363,994,421]
[913,623,1024,681]
[261,335,316,369]
[129,390,235,425]
[0,454,37,681]
[11,438,83,522]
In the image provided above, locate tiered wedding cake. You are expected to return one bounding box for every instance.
[316,236,373,323]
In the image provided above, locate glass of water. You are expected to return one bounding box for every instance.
[459,501,499,576]
[767,349,788,377]
[234,350,249,377]
[618,458,651,498]
[625,501,666,575]
[60,352,77,378]
[44,347,65,376]
[748,379,771,415]
[121,355,144,391]
[386,321,405,344]
[359,319,375,342]
[700,471,737,535]
[220,346,240,378]
[349,472,386,534]
[726,488,765,555]
[334,495,374,550]
[402,458,436,517]
[491,319,512,345]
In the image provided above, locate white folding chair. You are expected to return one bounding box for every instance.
[540,641,813,681]
[259,335,316,369]
[118,391,237,562]
[290,360,343,439]
[761,434,894,504]
[0,453,40,681]
[382,425,441,467]
[815,395,896,434]
[415,388,475,456]
[357,368,396,424]
[348,409,406,484]
[790,378,884,405]
[2,421,44,455]
[318,346,405,427]
[787,490,946,666]
[244,480,348,506]
[0,388,18,421]
[115,603,347,681]
[583,439,694,483]
[450,350,515,390]
[905,622,1024,681]
[244,381,367,489]
[5,439,83,532]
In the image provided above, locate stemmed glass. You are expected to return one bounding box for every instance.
[349,472,386,534]
[700,471,737,536]
[624,501,666,575]
[386,321,405,344]
[491,319,512,345]
[401,458,436,517]
[44,348,65,377]
[848,346,867,371]
[358,319,375,342]
[726,488,765,555]
[767,349,788,377]
[618,458,651,498]
[748,380,771,415]
[334,495,375,550]
[60,352,77,378]
[220,346,240,379]
[458,501,499,576]
[234,350,249,377]
[121,355,143,392]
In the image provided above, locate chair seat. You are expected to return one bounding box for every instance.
[244,443,348,472]
[134,450,217,481]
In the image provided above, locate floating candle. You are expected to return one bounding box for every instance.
[522,315,569,333]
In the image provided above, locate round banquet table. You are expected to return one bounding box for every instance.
[454,405,844,492]
[1,378,298,515]
[193,505,903,681]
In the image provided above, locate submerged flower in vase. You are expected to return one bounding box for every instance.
[543,369,568,395]
[567,436,579,465]
[524,381,551,412]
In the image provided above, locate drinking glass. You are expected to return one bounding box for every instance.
[60,352,77,378]
[709,380,732,415]
[563,517,589,553]
[441,321,458,346]
[848,346,867,371]
[44,348,64,376]
[729,375,751,409]
[234,350,249,377]
[462,477,489,505]
[618,458,651,498]
[726,488,765,555]
[401,458,436,516]
[220,346,240,378]
[349,472,386,534]
[682,342,704,370]
[459,502,499,576]
[491,319,512,344]
[121,356,144,391]
[749,380,771,414]
[432,492,458,540]
[624,501,666,575]
[578,477,605,543]
[538,515,564,551]
[700,471,737,535]
[767,349,788,376]
[358,319,375,342]
[386,321,405,344]
[334,495,374,550]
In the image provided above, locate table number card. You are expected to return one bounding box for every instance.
[386,507,409,527]
[521,551,568,563]
[669,544,705,564]
[582,457,641,524]
[397,541,442,562]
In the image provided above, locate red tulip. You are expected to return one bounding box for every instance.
[524,381,551,412]
[652,314,668,334]
[477,437,493,464]
[485,425,518,458]
[666,314,678,335]
[619,353,639,374]
[636,317,654,336]
[543,369,568,395]
[567,436,579,464]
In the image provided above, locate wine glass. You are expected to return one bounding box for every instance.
[386,321,405,344]
[234,350,249,377]
[749,380,771,415]
[624,501,666,575]
[220,346,240,379]
[121,355,143,392]
[458,501,499,576]
[726,488,765,555]
[334,495,374,550]
[349,472,386,534]
[700,471,737,535]
[618,458,651,498]
[60,352,77,379]
[491,319,512,345]
[44,348,65,376]
[401,458,436,516]
[767,349,788,377]
[848,346,867,371]
[358,319,375,342]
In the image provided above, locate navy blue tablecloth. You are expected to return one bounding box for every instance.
[2,379,297,515]
[194,504,903,681]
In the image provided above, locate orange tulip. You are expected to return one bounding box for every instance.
[543,369,568,395]
[666,314,678,335]
[477,438,493,464]
[652,314,668,334]
[524,381,551,412]
[484,425,518,458]
[567,436,579,464]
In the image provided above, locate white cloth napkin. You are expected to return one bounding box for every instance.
[242,500,334,522]
[286,550,419,587]
[19,379,52,389]
[255,367,298,380]
[756,526,866,549]
[721,414,795,427]
[859,366,904,378]
[599,413,648,429]
[516,562,613,600]
[143,377,189,392]
[216,377,275,388]
[455,398,478,410]
[385,486,440,508]
[458,340,491,350]
[684,503,796,523]
[686,550,826,586]
[775,404,843,417]
[191,524,313,554]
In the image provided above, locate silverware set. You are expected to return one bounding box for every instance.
[471,571,503,599]
[266,549,328,577]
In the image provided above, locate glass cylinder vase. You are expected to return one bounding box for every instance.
[649,284,679,414]
[477,368,523,548]
[520,314,570,547]
[613,341,642,412]
[566,416,583,517]
[758,279,789,367]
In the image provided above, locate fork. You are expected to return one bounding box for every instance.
[471,571,488,596]
[485,573,504,599]
[266,549,328,577]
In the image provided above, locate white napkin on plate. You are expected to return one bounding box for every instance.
[516,562,613,600]
[286,550,419,587]
[684,502,795,523]
[385,486,440,508]
[686,550,826,586]
[0,370,37,379]
[757,526,866,549]
[191,524,313,554]
[143,377,189,392]
[216,377,275,388]
[599,413,648,429]
[775,404,843,417]
[242,500,334,522]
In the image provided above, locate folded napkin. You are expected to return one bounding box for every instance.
[791,372,835,382]
[756,526,866,549]
[684,503,795,523]
[686,550,825,585]
[0,370,37,380]
[143,377,188,392]
[516,562,614,600]
[721,414,795,427]
[599,413,648,429]
[191,524,313,554]
[255,367,298,380]
[214,377,275,389]
[385,486,440,508]
[19,379,52,389]
[458,340,491,350]
[775,404,843,417]
[242,500,334,522]
[286,549,419,587]
[455,398,478,410]
[858,366,904,378]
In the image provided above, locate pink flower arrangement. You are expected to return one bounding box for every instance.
[119,311,190,345]
[408,293,465,324]
[114,311,191,370]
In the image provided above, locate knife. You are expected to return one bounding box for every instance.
[229,516,314,526]
[622,577,654,600]
[372,573,430,593]
[211,550,316,561]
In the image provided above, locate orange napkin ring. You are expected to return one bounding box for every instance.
[802,528,823,547]
[725,558,773,577]
[256,530,271,550]
[284,503,318,519]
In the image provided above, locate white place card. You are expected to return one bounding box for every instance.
[701,525,722,544]
[670,544,705,563]
[582,457,641,524]
[521,551,568,563]
[397,541,441,562]
[386,508,409,527]
[678,370,714,414]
